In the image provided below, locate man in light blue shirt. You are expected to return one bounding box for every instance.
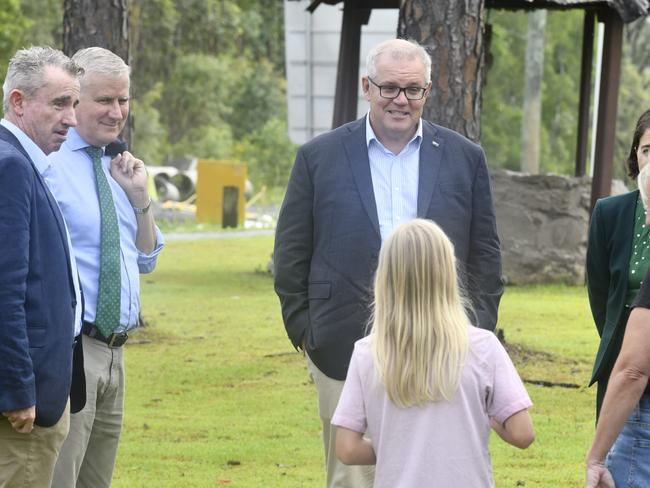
[367,115,421,242]
[46,47,164,488]
[274,38,503,487]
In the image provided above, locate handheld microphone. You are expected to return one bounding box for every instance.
[105,139,128,156]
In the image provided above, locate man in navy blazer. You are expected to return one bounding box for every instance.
[274,39,503,487]
[0,47,84,488]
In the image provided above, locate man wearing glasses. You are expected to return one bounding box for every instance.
[274,38,503,487]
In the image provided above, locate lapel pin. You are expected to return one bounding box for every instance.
[432,140,439,147]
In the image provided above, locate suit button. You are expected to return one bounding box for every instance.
[72,300,77,308]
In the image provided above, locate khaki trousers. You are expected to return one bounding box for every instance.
[52,336,125,488]
[306,354,374,488]
[0,401,70,488]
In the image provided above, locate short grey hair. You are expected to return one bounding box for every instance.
[366,39,432,85]
[3,46,82,113]
[72,47,130,84]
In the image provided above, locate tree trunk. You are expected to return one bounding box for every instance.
[521,10,546,174]
[63,0,132,145]
[398,0,486,142]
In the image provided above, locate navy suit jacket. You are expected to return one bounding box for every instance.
[274,117,504,380]
[0,125,82,427]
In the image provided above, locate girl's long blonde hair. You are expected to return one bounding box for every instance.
[370,219,469,407]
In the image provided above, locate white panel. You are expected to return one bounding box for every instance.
[286,32,308,61]
[312,97,334,130]
[284,0,399,144]
[288,97,307,127]
[312,64,339,97]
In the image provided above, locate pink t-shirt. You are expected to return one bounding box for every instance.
[332,326,532,488]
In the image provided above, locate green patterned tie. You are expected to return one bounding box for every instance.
[85,146,121,337]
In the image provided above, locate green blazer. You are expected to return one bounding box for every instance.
[587,190,638,391]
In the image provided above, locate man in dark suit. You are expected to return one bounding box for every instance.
[0,47,84,488]
[274,38,503,487]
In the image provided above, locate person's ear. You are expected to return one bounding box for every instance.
[8,89,26,116]
[362,77,371,101]
[423,81,432,99]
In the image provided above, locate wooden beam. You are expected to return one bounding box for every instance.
[331,2,371,129]
[575,10,595,177]
[590,8,623,211]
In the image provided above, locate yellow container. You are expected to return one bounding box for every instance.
[196,160,247,227]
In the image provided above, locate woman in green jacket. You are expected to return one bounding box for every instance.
[587,109,650,418]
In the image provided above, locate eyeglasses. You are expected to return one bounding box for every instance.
[367,77,428,100]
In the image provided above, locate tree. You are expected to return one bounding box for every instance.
[521,10,546,174]
[398,0,487,141]
[63,0,132,144]
[63,0,129,61]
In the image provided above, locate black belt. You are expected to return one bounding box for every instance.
[82,321,128,348]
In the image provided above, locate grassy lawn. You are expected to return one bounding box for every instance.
[113,235,599,487]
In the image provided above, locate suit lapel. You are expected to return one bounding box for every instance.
[0,125,73,274]
[342,117,381,239]
[618,190,639,269]
[417,121,443,217]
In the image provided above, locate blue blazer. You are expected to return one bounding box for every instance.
[274,117,504,380]
[0,126,81,427]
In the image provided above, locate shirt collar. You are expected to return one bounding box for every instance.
[0,118,51,173]
[365,112,423,152]
[65,127,105,155]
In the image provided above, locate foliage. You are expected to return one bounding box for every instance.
[539,11,583,175]
[129,0,178,98]
[126,0,289,187]
[110,236,599,487]
[19,0,61,46]
[0,0,31,82]
[131,82,170,165]
[483,9,650,179]
[228,58,287,140]
[482,10,527,171]
[233,117,297,188]
[159,54,233,145]
[172,124,234,161]
[615,45,650,182]
[482,10,583,174]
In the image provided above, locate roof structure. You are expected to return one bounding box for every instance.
[303,0,649,22]
[486,0,649,22]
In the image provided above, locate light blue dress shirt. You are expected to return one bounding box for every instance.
[366,114,422,242]
[1,119,83,336]
[44,128,164,332]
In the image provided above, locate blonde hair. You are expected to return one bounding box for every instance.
[370,219,469,407]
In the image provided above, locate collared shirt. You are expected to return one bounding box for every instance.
[45,128,164,332]
[366,113,422,242]
[1,119,83,336]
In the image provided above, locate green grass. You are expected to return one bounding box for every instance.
[113,236,600,487]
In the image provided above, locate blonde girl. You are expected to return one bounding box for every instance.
[331,219,534,487]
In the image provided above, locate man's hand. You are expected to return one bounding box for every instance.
[586,460,615,488]
[2,406,35,433]
[109,151,150,208]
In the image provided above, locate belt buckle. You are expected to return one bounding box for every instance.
[107,332,128,348]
